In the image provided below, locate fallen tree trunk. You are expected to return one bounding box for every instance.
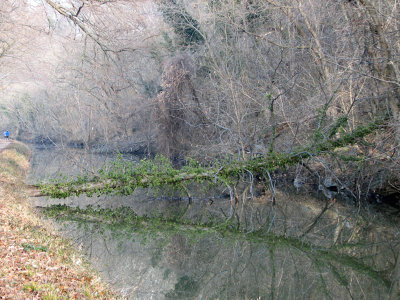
[28,119,382,198]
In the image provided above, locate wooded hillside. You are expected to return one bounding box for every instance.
[1,0,399,201]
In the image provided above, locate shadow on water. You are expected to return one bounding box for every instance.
[28,146,400,299]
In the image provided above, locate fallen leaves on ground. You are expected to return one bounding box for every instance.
[0,144,120,299]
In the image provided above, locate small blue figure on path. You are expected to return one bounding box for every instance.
[3,130,9,139]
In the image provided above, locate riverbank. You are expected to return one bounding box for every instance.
[0,141,119,298]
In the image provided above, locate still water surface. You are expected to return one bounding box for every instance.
[28,146,400,299]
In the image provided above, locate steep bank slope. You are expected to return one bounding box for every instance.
[0,141,119,298]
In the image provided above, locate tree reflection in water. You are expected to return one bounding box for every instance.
[30,147,399,299]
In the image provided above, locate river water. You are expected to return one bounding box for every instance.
[27,145,400,299]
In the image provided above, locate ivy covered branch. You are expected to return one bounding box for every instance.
[29,118,382,199]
